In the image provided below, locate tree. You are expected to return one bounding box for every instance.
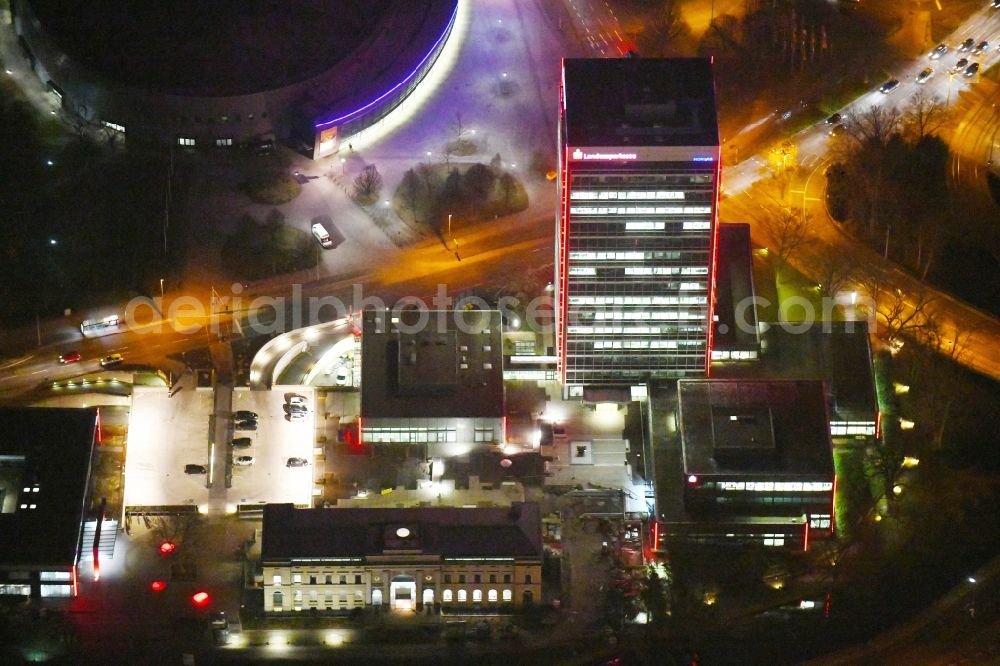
[640,568,669,629]
[352,164,383,205]
[462,162,495,201]
[499,171,517,208]
[902,88,948,141]
[451,111,469,144]
[754,200,813,277]
[490,153,503,169]
[399,168,421,216]
[814,246,857,300]
[843,104,902,148]
[857,267,936,344]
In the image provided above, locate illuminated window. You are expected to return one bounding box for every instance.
[472,590,483,602]
[272,575,282,586]
[443,589,453,602]
[293,574,302,584]
[457,589,467,602]
[488,589,498,602]
[215,138,232,147]
[177,137,195,147]
[40,572,71,581]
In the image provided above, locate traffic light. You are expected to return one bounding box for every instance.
[191,591,211,607]
[159,541,176,555]
[150,580,166,592]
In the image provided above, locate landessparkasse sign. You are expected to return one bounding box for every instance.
[569,146,717,163]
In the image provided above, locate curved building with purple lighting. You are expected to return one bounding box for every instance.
[10,0,459,158]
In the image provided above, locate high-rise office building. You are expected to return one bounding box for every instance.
[556,58,721,395]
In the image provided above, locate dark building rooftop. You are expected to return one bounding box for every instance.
[562,57,719,148]
[262,502,542,561]
[712,223,759,354]
[0,408,96,568]
[678,379,834,477]
[361,309,504,419]
[711,321,878,424]
[25,0,394,96]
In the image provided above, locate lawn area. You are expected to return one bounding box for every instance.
[239,169,301,204]
[833,446,870,539]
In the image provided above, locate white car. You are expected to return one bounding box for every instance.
[311,223,334,249]
[287,395,308,407]
[286,411,307,422]
[234,456,254,466]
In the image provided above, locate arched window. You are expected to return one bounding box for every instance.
[457,589,467,602]
[502,589,512,602]
[443,589,453,602]
[488,589,498,602]
[472,589,483,602]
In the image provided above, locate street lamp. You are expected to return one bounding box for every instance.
[159,278,165,302]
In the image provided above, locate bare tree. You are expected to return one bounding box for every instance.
[858,268,936,343]
[902,88,948,141]
[843,104,902,148]
[352,164,383,205]
[754,200,813,274]
[814,246,857,300]
[451,112,469,144]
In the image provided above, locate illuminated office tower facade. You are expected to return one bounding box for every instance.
[556,58,721,394]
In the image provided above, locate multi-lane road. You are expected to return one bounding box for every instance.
[4,1,1000,400]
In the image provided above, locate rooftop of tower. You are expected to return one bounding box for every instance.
[561,57,719,148]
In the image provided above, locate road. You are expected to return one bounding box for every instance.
[716,3,1000,382]
[6,1,1000,400]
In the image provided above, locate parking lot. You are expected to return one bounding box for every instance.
[125,387,214,509]
[227,387,317,507]
[125,386,317,511]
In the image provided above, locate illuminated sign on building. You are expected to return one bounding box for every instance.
[571,148,638,161]
[692,156,715,162]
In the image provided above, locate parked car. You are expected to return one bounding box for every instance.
[233,456,254,466]
[878,78,900,94]
[916,67,935,84]
[99,353,124,367]
[964,62,980,78]
[286,412,307,422]
[929,43,948,59]
[233,410,258,421]
[287,395,308,407]
[959,38,976,52]
[231,437,252,449]
[285,403,308,413]
[311,223,334,249]
[184,464,207,474]
[286,457,309,467]
[235,420,258,431]
[58,351,82,364]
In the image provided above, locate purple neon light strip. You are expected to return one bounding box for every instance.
[314,1,459,129]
